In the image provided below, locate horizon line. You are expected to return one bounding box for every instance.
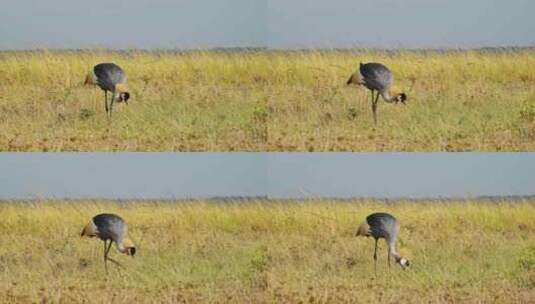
[1,45,535,53]
[2,194,535,203]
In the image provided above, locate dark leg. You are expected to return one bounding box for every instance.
[104,240,113,260]
[103,240,109,273]
[370,90,375,114]
[105,239,113,257]
[108,94,115,118]
[372,91,380,125]
[374,238,378,276]
[387,247,391,270]
[104,91,109,113]
[104,240,125,269]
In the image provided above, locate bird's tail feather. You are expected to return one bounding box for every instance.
[356,221,370,237]
[346,75,354,85]
[80,221,97,237]
[347,73,364,86]
[347,73,358,85]
[84,71,96,86]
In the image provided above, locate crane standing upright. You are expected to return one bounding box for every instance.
[347,62,407,124]
[356,212,410,275]
[81,213,136,273]
[85,63,130,117]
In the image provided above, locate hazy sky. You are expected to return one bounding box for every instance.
[1,153,534,200]
[267,0,535,48]
[0,153,266,200]
[1,0,533,49]
[0,0,267,49]
[266,153,535,198]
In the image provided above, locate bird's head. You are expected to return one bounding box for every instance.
[114,84,130,104]
[119,92,130,104]
[397,92,407,104]
[120,238,136,257]
[390,86,407,105]
[396,256,410,270]
[126,246,136,256]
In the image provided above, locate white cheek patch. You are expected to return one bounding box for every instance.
[400,258,409,267]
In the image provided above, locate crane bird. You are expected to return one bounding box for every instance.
[81,213,136,272]
[347,62,407,124]
[84,63,130,117]
[356,212,410,275]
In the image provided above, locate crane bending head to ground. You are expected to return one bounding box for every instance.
[356,212,410,275]
[347,62,407,125]
[84,63,130,117]
[81,213,136,272]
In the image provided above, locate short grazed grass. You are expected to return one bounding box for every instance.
[1,49,534,151]
[0,200,534,303]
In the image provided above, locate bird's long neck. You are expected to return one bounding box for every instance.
[116,238,130,254]
[388,239,399,256]
[388,241,406,264]
[391,250,402,262]
[117,242,127,254]
[380,90,395,102]
[117,237,134,254]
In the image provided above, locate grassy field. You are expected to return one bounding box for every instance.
[1,49,534,151]
[0,200,534,303]
[0,51,267,151]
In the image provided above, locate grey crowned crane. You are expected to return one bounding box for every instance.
[81,213,136,273]
[347,62,407,124]
[85,63,130,117]
[356,212,410,275]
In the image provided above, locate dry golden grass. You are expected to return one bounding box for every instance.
[0,50,267,151]
[1,49,535,151]
[0,200,534,303]
[266,50,535,151]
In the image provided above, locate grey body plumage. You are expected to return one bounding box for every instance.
[91,213,128,243]
[358,62,393,94]
[365,212,399,241]
[94,63,127,92]
[89,63,130,117]
[81,213,135,273]
[356,212,410,275]
[347,62,407,124]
